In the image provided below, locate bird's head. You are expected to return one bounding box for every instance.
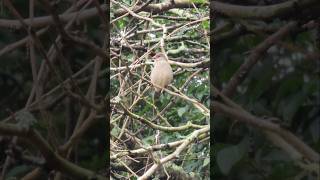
[152,53,166,61]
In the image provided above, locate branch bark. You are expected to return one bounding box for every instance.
[0,122,107,180]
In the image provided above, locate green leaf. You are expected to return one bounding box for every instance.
[191,0,207,4]
[217,145,242,175]
[201,20,209,30]
[216,137,249,175]
[111,126,121,137]
[177,107,187,117]
[202,157,210,167]
[282,92,306,122]
[142,136,154,145]
[15,110,37,127]
[6,165,31,178]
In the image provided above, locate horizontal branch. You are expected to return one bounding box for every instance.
[222,21,298,97]
[0,4,108,29]
[110,59,209,71]
[0,123,107,180]
[212,0,319,20]
[138,126,209,180]
[110,132,208,160]
[113,0,208,17]
[213,101,320,163]
[118,102,205,132]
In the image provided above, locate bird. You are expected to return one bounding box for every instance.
[150,53,173,94]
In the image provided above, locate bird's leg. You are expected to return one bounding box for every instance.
[153,91,156,118]
[160,88,164,94]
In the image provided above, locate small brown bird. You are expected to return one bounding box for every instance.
[150,53,173,93]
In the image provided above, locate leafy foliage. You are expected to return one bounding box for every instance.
[213,2,320,178]
[110,0,209,179]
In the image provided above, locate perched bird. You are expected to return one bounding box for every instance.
[150,53,173,93]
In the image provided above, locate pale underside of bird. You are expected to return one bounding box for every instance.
[150,53,173,93]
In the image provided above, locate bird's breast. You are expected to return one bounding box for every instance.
[150,61,173,91]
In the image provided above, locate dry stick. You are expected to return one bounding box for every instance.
[4,0,63,148]
[222,21,298,97]
[1,61,100,124]
[43,1,100,113]
[72,37,106,58]
[0,123,107,180]
[27,2,100,130]
[1,0,38,178]
[14,3,41,179]
[3,1,105,176]
[40,0,107,59]
[0,0,88,58]
[110,59,208,71]
[92,0,108,28]
[3,0,73,139]
[40,0,71,40]
[110,0,140,24]
[147,69,206,131]
[110,0,154,24]
[30,1,60,149]
[22,168,45,180]
[119,102,204,132]
[29,0,93,106]
[112,0,166,59]
[214,86,320,163]
[114,75,171,126]
[112,18,209,116]
[27,60,96,111]
[212,100,320,163]
[1,138,18,178]
[117,16,208,75]
[212,0,318,20]
[61,57,104,154]
[9,0,89,107]
[0,4,108,29]
[25,1,89,107]
[111,2,209,177]
[111,0,166,66]
[111,131,209,161]
[0,27,48,57]
[138,126,209,180]
[131,72,209,116]
[152,15,197,21]
[126,24,183,39]
[154,69,205,119]
[112,2,167,158]
[3,1,92,178]
[206,23,246,46]
[191,2,210,47]
[28,0,40,107]
[114,0,208,17]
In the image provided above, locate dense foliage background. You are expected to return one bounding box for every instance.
[110,0,209,179]
[0,1,107,179]
[213,0,320,179]
[1,0,319,180]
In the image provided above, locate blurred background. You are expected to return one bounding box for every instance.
[0,0,107,179]
[212,0,320,179]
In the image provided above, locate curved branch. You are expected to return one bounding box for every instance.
[113,0,208,17]
[0,123,107,180]
[0,4,108,29]
[212,101,320,163]
[222,21,298,97]
[212,0,319,20]
[138,126,209,180]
